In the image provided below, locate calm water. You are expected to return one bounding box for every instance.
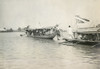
[0,32,100,69]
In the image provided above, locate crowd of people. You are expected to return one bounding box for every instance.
[26,27,59,36]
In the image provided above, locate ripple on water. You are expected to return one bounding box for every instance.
[0,32,100,69]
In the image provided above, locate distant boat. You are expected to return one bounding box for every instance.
[25,25,59,39]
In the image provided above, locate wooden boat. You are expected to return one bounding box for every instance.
[25,25,59,39]
[63,16,100,45]
[64,28,100,45]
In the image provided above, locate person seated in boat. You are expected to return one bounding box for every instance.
[77,34,82,39]
[67,25,74,39]
[50,28,54,34]
[81,34,87,40]
[28,30,32,35]
[25,30,28,34]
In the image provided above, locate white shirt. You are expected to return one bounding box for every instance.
[67,27,73,35]
[67,27,74,39]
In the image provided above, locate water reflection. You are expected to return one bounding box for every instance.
[72,45,100,65]
[0,32,100,69]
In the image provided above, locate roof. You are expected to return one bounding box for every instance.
[75,27,100,34]
[77,27,100,32]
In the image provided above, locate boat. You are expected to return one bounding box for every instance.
[64,27,100,45]
[62,16,100,45]
[25,25,59,39]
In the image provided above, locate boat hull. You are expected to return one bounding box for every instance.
[27,34,56,39]
[64,38,99,45]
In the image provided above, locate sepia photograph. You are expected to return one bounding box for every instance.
[0,0,100,69]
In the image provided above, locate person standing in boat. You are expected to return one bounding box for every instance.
[67,25,74,39]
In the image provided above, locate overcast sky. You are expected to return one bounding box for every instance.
[0,0,100,29]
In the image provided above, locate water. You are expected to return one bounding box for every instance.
[0,32,100,69]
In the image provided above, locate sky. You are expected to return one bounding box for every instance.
[0,0,100,29]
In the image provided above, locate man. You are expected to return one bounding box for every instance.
[67,25,74,39]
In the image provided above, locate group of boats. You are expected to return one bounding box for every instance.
[23,16,100,46]
[25,24,100,45]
